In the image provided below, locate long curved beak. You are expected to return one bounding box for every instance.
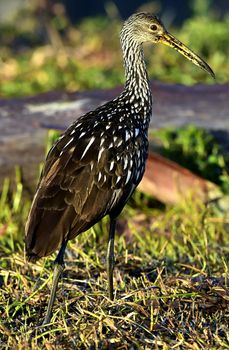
[159,32,215,78]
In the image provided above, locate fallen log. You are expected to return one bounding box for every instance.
[138,152,220,204]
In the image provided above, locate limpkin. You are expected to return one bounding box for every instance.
[25,13,214,325]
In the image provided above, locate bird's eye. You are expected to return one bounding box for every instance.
[150,24,158,32]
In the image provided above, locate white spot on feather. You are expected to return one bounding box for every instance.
[116,176,121,185]
[80,136,95,160]
[63,137,74,149]
[100,137,105,146]
[98,147,105,162]
[109,161,115,171]
[125,170,132,185]
[79,131,86,139]
[125,130,131,141]
[123,157,128,170]
[134,128,140,137]
[117,139,122,147]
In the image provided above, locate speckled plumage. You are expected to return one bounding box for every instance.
[26,14,153,261]
[25,13,214,325]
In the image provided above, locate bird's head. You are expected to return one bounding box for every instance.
[121,13,215,78]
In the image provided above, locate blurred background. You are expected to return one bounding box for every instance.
[0,0,228,98]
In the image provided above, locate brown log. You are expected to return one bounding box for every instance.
[138,152,220,204]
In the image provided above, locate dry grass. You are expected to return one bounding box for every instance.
[0,185,228,349]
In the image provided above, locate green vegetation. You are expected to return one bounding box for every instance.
[0,2,229,349]
[0,2,229,97]
[151,126,229,192]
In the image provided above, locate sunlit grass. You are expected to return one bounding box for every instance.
[0,165,228,348]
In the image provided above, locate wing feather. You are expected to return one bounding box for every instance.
[25,111,146,261]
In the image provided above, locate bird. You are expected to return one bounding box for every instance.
[25,12,214,325]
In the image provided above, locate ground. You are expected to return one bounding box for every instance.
[0,190,228,349]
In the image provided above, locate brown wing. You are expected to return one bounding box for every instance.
[25,126,135,261]
[25,101,148,262]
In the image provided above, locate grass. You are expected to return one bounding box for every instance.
[0,166,228,349]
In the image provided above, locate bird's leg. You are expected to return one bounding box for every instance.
[106,217,116,301]
[42,240,68,326]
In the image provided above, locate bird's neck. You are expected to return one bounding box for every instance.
[120,38,152,122]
